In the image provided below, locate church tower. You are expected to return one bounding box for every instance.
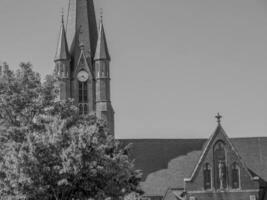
[54,0,115,134]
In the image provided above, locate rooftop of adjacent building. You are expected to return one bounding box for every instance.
[119,136,267,196]
[120,115,267,196]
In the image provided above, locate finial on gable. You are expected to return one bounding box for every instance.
[215,113,222,125]
[100,8,103,24]
[61,8,64,24]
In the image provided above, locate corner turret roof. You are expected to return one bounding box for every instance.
[94,18,110,61]
[55,16,70,61]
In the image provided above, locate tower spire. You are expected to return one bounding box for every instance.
[94,12,110,61]
[54,13,69,61]
[100,8,103,24]
[66,0,98,65]
[61,8,64,24]
[54,13,71,100]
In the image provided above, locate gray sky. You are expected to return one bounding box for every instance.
[0,0,267,138]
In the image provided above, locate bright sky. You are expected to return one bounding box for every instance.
[0,0,267,139]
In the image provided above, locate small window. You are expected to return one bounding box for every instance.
[55,64,60,76]
[101,66,105,76]
[232,162,240,189]
[203,163,212,190]
[60,64,64,75]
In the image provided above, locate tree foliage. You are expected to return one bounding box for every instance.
[0,63,143,200]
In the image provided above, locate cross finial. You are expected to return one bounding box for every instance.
[61,8,64,24]
[100,8,103,24]
[215,113,222,125]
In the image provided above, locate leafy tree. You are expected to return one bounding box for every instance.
[0,63,143,200]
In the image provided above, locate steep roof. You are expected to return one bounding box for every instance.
[94,18,110,60]
[120,139,206,179]
[55,17,69,61]
[119,137,267,196]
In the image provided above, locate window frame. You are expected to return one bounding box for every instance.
[78,81,89,115]
[203,163,212,190]
[231,162,241,190]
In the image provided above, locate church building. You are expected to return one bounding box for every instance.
[53,1,267,200]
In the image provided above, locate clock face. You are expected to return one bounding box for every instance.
[77,70,89,82]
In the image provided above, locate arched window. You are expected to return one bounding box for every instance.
[214,141,227,190]
[203,163,212,190]
[232,162,240,189]
[78,81,88,115]
[60,64,64,76]
[55,64,60,76]
[78,81,88,103]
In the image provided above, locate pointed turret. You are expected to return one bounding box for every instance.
[55,15,69,61]
[94,17,110,61]
[54,15,71,100]
[94,15,114,135]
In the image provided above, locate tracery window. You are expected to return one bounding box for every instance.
[232,162,240,189]
[203,163,212,190]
